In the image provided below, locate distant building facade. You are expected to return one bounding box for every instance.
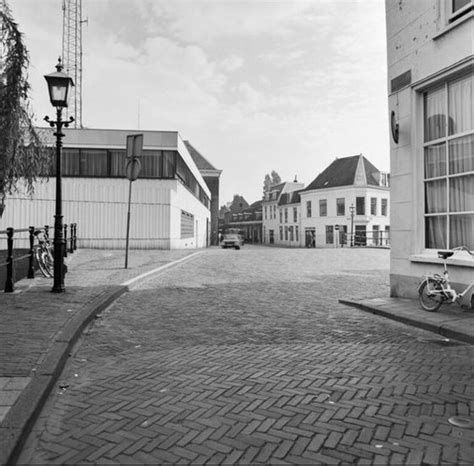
[385,0,473,298]
[1,128,220,250]
[218,195,263,243]
[262,156,389,248]
[300,155,390,248]
[262,181,304,246]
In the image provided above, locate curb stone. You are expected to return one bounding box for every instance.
[0,285,128,466]
[339,298,474,345]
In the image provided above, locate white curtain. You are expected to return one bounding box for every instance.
[426,216,447,249]
[424,86,446,142]
[449,74,473,135]
[424,143,446,178]
[425,179,446,214]
[450,215,474,249]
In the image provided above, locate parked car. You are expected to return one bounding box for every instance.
[221,233,244,250]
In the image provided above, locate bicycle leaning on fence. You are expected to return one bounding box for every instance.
[34,229,54,278]
[418,246,474,312]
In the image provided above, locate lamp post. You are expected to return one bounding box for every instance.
[44,58,74,292]
[349,204,355,247]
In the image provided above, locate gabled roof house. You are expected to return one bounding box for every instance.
[299,154,390,248]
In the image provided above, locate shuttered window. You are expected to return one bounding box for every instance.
[181,210,194,239]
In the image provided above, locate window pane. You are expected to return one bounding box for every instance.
[141,151,162,177]
[424,143,446,178]
[336,198,345,216]
[448,74,473,135]
[356,197,365,215]
[63,148,80,176]
[449,134,474,174]
[424,86,446,142]
[110,150,126,177]
[425,179,447,213]
[371,197,377,215]
[80,150,108,176]
[425,216,447,249]
[319,199,327,216]
[450,174,474,212]
[163,151,175,178]
[453,0,471,12]
[450,214,474,249]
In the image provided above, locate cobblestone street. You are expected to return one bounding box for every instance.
[18,246,474,464]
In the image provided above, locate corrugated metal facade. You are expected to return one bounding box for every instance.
[1,128,213,250]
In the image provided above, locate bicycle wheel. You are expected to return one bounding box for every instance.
[35,246,54,278]
[418,278,444,312]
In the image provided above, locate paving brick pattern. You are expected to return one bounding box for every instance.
[17,247,474,464]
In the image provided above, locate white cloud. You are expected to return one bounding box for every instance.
[221,55,244,72]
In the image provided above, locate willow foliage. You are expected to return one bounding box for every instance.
[0,0,50,211]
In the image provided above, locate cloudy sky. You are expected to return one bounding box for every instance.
[11,0,389,205]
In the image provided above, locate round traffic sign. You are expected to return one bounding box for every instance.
[125,157,141,181]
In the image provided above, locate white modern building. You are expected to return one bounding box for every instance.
[1,128,219,250]
[299,155,390,248]
[385,0,473,298]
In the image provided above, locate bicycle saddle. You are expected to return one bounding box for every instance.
[438,250,454,259]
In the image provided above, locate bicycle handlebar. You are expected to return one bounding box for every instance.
[452,246,473,256]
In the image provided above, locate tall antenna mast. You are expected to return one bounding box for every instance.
[62,0,86,127]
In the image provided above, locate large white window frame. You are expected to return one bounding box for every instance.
[422,72,473,250]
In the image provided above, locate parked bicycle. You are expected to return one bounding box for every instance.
[418,246,474,312]
[34,229,54,278]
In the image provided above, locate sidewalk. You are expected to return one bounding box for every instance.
[340,297,474,345]
[0,249,472,465]
[0,248,202,466]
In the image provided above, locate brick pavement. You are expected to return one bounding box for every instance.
[0,248,199,465]
[12,246,474,465]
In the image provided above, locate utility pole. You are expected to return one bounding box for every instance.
[62,0,87,127]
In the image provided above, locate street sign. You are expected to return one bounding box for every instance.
[335,225,340,231]
[126,134,143,158]
[125,157,141,181]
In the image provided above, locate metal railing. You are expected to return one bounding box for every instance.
[0,223,77,293]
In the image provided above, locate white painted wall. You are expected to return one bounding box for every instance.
[386,0,473,297]
[300,186,390,248]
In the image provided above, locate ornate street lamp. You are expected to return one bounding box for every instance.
[349,204,355,247]
[44,58,74,292]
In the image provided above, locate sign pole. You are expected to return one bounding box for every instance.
[124,134,143,269]
[125,179,133,269]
